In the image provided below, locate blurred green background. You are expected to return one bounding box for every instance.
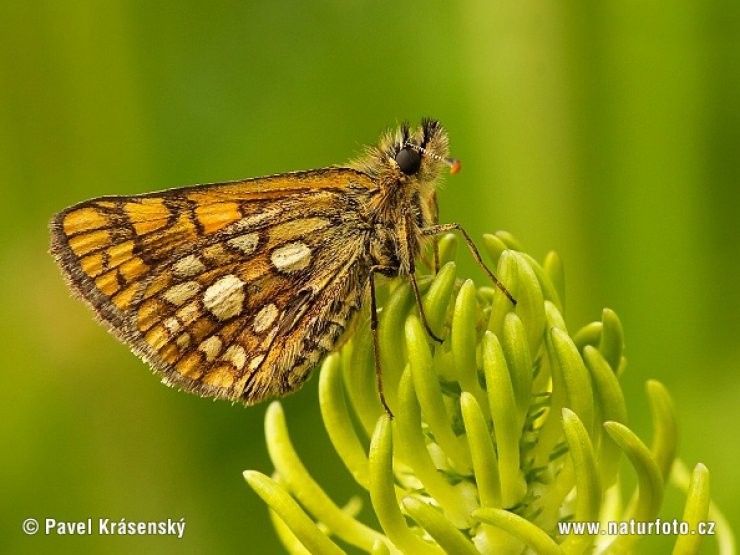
[1,1,738,553]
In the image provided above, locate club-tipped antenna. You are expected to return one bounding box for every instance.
[405,142,461,174]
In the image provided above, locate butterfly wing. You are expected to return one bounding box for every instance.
[50,168,376,403]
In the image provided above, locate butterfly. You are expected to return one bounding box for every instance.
[50,119,513,415]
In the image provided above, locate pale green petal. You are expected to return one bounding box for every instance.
[368,416,444,555]
[244,471,345,555]
[265,402,385,551]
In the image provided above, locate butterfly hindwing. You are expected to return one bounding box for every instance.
[50,169,377,402]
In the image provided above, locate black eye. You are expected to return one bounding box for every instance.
[395,147,421,175]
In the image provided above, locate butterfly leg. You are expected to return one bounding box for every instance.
[409,273,444,344]
[404,210,445,344]
[429,189,440,274]
[422,223,517,306]
[429,189,439,274]
[369,265,397,419]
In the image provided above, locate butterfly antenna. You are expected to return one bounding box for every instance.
[405,143,461,174]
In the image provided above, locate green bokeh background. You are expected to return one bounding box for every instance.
[1,2,738,553]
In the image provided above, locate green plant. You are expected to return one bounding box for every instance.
[244,232,734,554]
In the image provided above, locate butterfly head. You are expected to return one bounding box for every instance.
[400,119,460,175]
[350,119,460,188]
[392,119,460,180]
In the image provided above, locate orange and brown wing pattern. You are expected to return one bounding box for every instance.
[50,169,376,403]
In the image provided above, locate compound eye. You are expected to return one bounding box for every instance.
[395,147,422,175]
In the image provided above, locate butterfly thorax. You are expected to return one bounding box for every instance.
[352,127,449,276]
[362,178,435,276]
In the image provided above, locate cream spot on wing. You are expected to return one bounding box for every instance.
[253,303,279,333]
[163,317,181,335]
[163,281,200,306]
[248,354,265,371]
[232,208,281,231]
[198,335,223,361]
[271,241,312,273]
[221,344,247,370]
[176,300,200,325]
[203,274,246,321]
[173,254,206,278]
[176,333,191,350]
[227,232,259,255]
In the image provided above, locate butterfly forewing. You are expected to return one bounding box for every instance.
[51,169,377,403]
